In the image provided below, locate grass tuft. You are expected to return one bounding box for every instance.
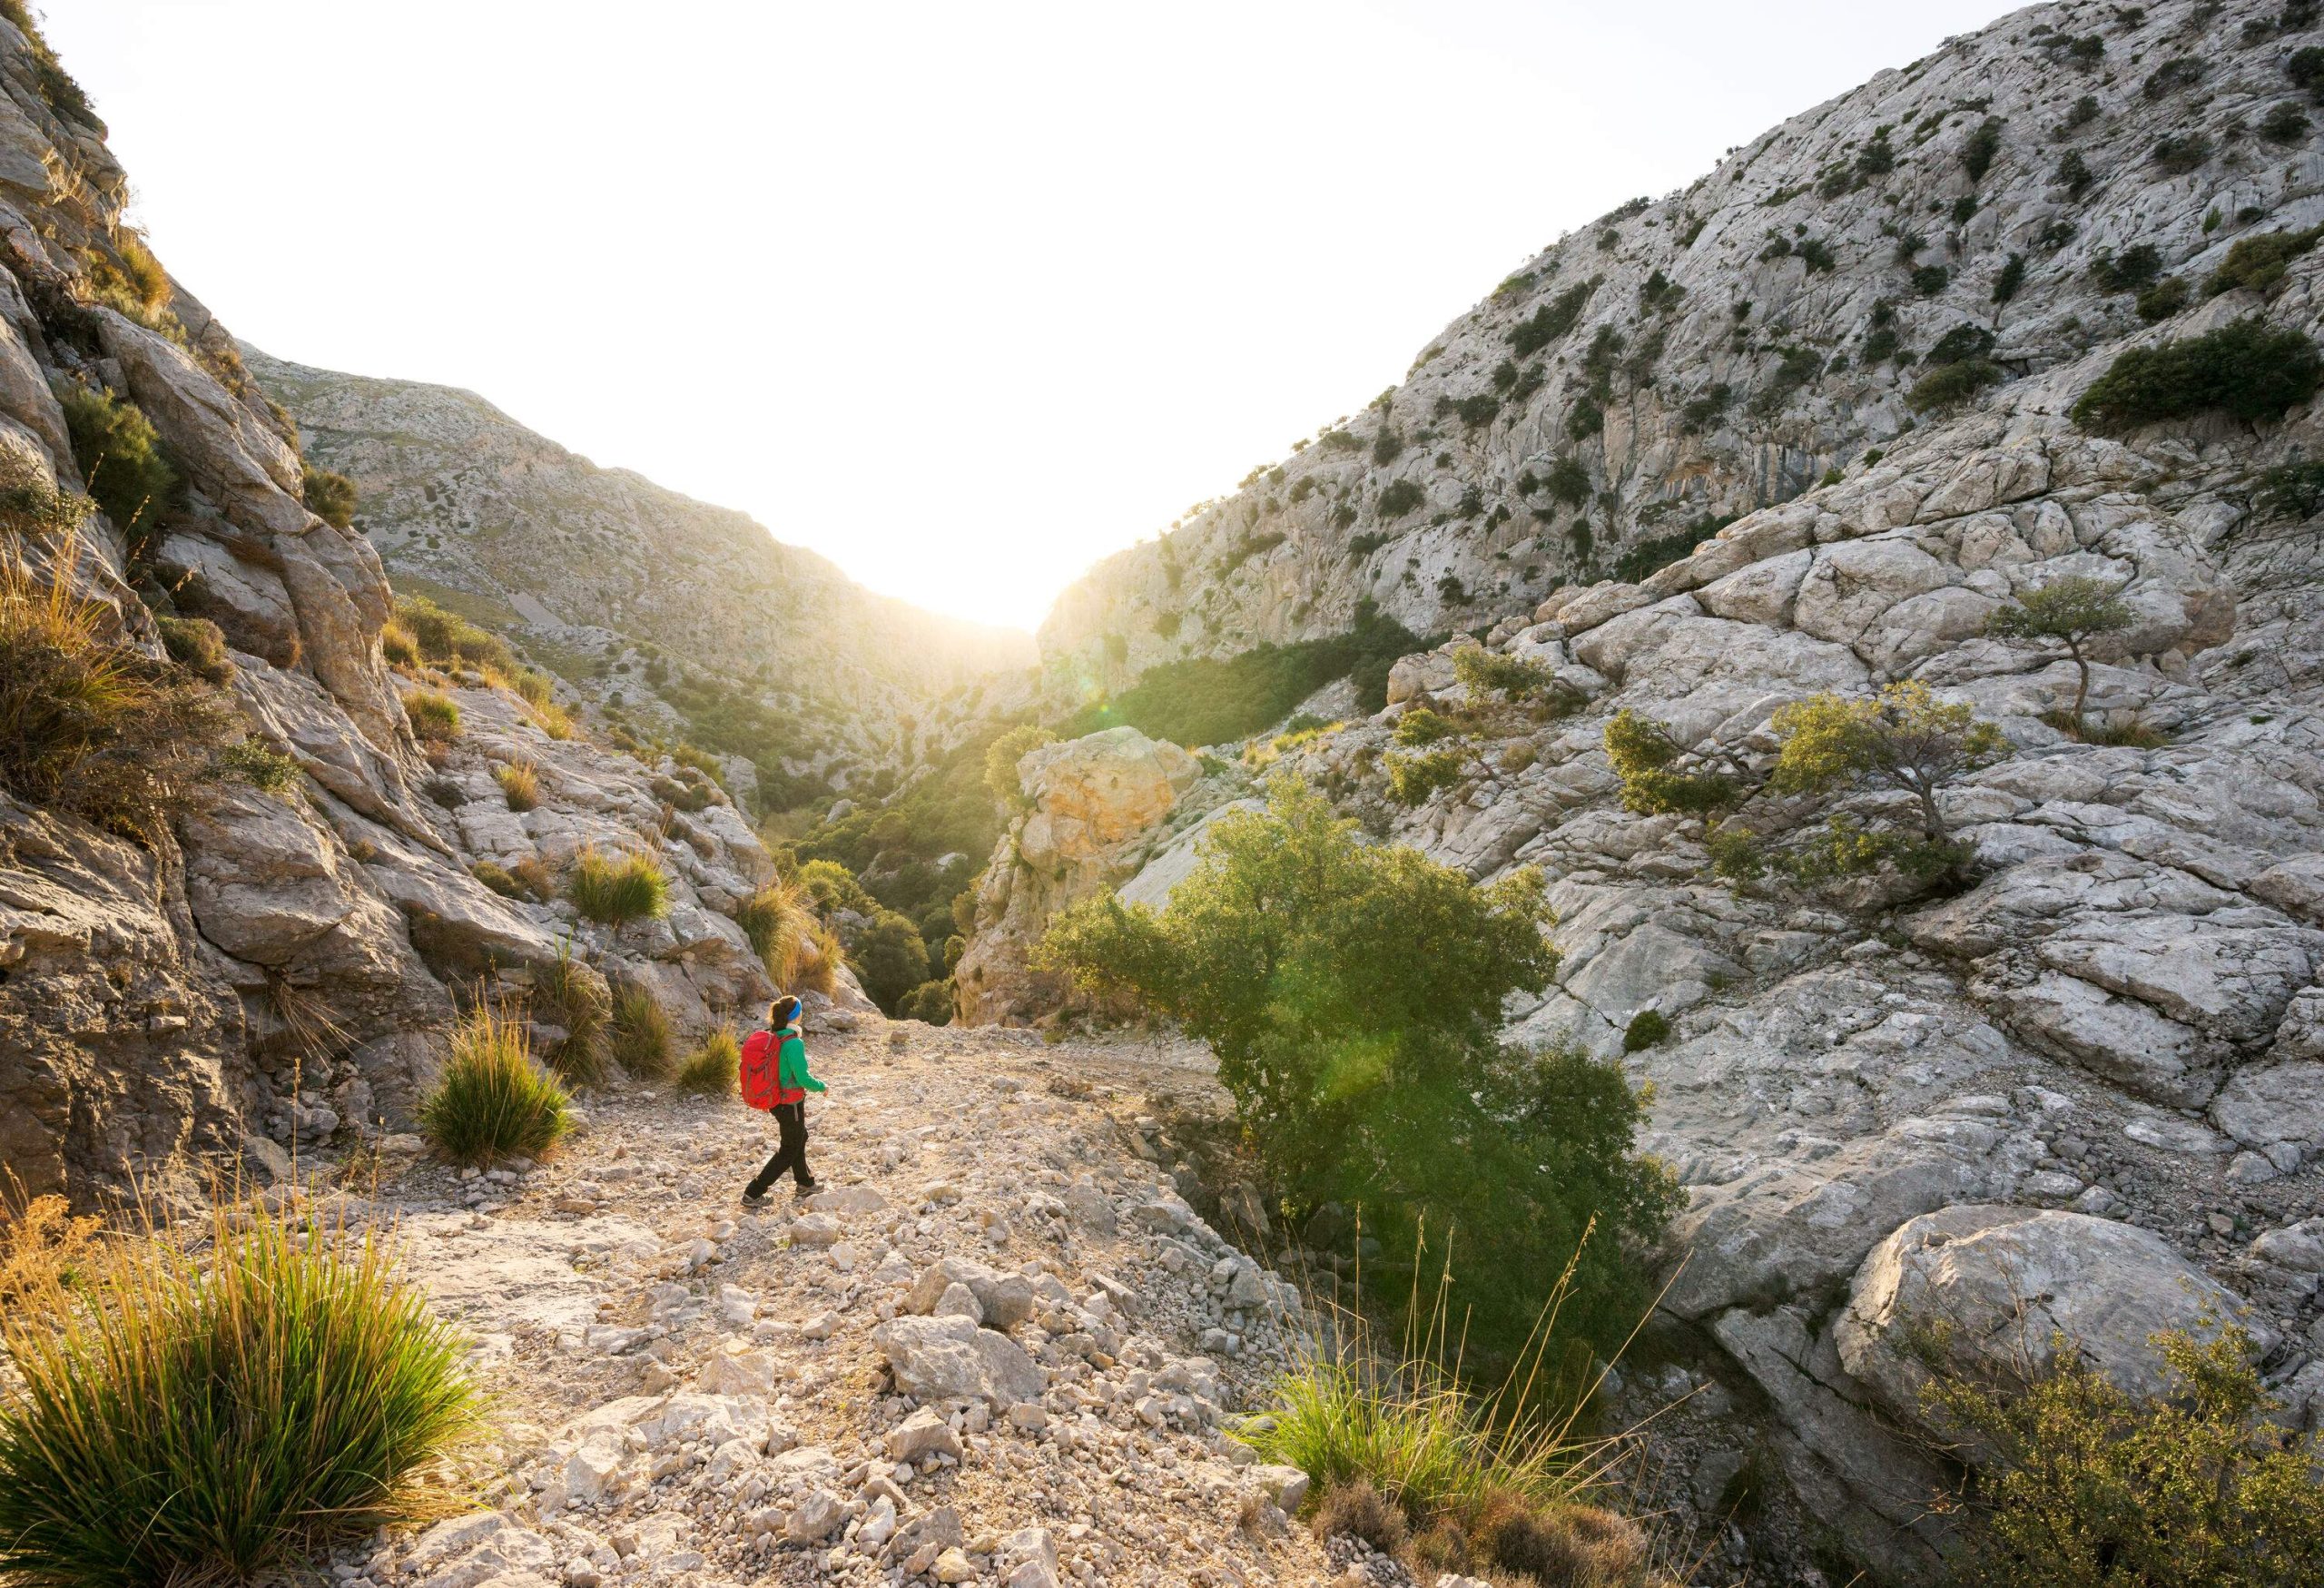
[534,942,609,1084]
[566,845,671,925]
[402,688,460,743]
[734,878,815,984]
[610,984,673,1079]
[673,1027,740,1097]
[418,1001,570,1169]
[0,1191,478,1588]
[497,758,538,812]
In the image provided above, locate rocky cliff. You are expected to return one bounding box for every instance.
[0,16,876,1208]
[988,0,2324,1575]
[249,351,1036,805]
[1042,0,2324,703]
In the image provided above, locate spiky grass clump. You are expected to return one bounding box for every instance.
[1240,1241,1657,1587]
[0,1194,479,1588]
[802,921,845,997]
[402,688,460,743]
[566,845,670,925]
[497,759,538,812]
[418,1002,570,1169]
[380,620,420,671]
[610,985,673,1078]
[673,1027,740,1098]
[0,1181,102,1310]
[0,537,232,839]
[533,943,609,1085]
[734,878,815,984]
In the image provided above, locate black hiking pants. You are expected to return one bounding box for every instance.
[747,1101,812,1195]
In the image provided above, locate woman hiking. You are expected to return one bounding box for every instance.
[739,995,825,1205]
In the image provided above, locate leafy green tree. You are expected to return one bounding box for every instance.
[1986,575,2134,730]
[1927,1328,2324,1587]
[983,723,1057,811]
[1602,709,1748,816]
[1036,780,1675,1354]
[851,909,931,1013]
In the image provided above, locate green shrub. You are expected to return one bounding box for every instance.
[1927,1328,2324,1587]
[214,738,300,794]
[1506,281,1595,356]
[419,1001,570,1168]
[1604,710,1743,817]
[402,688,460,742]
[2260,101,2313,143]
[1962,116,2004,181]
[2093,243,2162,293]
[1988,573,2132,728]
[1378,479,1426,518]
[983,722,1057,809]
[0,1194,478,1588]
[1621,1010,1669,1051]
[900,978,955,1025]
[1038,782,1675,1358]
[566,845,671,924]
[1679,383,1734,430]
[1386,745,1469,805]
[300,464,357,529]
[1452,646,1566,705]
[2056,150,2094,199]
[2258,459,2324,520]
[673,1027,740,1097]
[58,386,177,549]
[1394,707,1459,747]
[1611,513,1733,585]
[610,984,672,1078]
[1992,252,2026,305]
[1,540,232,840]
[1907,359,2004,413]
[1925,325,1995,367]
[2152,132,2211,174]
[2142,56,2204,98]
[2071,318,2324,432]
[156,614,231,683]
[471,861,526,900]
[1911,263,1950,297]
[1346,531,1389,559]
[852,909,931,1014]
[2290,44,2324,99]
[2204,225,2324,298]
[2135,277,2190,321]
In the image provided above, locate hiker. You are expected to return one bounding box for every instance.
[739,995,824,1204]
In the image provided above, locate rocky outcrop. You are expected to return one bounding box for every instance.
[0,17,855,1204]
[953,728,1201,1024]
[247,351,1037,799]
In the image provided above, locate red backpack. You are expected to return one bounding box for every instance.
[738,1028,783,1110]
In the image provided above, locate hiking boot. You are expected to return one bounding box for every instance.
[793,1179,820,1198]
[741,1188,768,1209]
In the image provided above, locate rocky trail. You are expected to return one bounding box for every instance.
[323,1021,1342,1588]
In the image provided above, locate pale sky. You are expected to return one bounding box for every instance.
[46,0,2010,631]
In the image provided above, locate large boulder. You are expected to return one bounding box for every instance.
[1835,1205,2271,1440]
[871,1314,1046,1407]
[953,727,1197,1023]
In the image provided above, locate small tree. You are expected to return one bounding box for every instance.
[1712,682,2005,891]
[1603,709,1751,816]
[1036,780,1674,1356]
[1986,575,2133,732]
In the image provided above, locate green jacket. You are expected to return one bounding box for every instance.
[776,1027,825,1098]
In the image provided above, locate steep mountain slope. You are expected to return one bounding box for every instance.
[960,1,2324,1577]
[1042,0,2324,703]
[0,15,884,1209]
[250,351,1035,805]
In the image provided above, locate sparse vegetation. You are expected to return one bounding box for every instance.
[983,723,1058,810]
[0,538,233,839]
[2151,132,2212,174]
[419,1001,571,1168]
[1378,478,1426,519]
[1451,646,1572,709]
[2056,150,2094,199]
[2136,277,2190,321]
[1605,710,1745,817]
[2071,318,2324,432]
[0,1193,478,1588]
[1385,745,1470,805]
[215,738,300,795]
[1611,513,1734,585]
[1621,1010,1670,1052]
[1927,1327,2324,1588]
[566,845,671,925]
[1506,281,1596,357]
[1962,116,2004,181]
[2257,459,2324,520]
[1908,359,2004,412]
[673,1027,740,1098]
[156,614,231,684]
